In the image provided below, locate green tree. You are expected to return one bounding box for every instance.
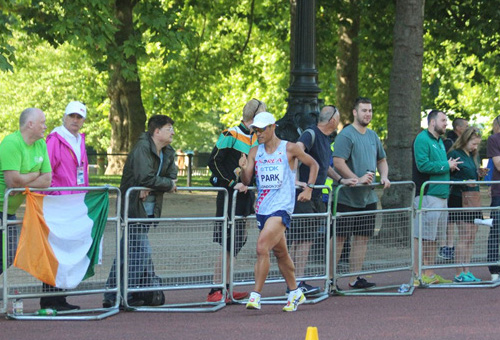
[17,0,193,173]
[423,0,500,125]
[0,32,109,148]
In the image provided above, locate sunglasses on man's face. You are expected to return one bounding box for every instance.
[253,125,271,133]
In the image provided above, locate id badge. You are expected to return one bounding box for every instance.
[77,166,85,185]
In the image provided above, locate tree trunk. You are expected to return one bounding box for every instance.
[335,0,359,125]
[379,0,425,245]
[106,0,147,175]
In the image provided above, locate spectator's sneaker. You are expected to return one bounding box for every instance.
[206,290,225,303]
[438,246,455,261]
[286,281,320,296]
[421,274,439,285]
[246,292,261,310]
[465,272,481,282]
[432,274,452,284]
[348,277,376,289]
[299,281,320,295]
[282,289,306,312]
[454,272,469,282]
[42,301,80,311]
[230,290,249,300]
[491,273,500,281]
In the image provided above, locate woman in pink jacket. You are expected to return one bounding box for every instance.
[41,101,89,311]
[46,101,89,194]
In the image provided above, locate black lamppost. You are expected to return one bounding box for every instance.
[276,0,321,142]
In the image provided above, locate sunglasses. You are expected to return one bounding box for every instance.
[253,125,271,133]
[324,105,338,122]
[252,98,262,118]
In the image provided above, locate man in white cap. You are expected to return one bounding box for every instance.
[239,111,319,312]
[40,101,89,311]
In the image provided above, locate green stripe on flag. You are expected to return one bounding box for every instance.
[83,190,109,281]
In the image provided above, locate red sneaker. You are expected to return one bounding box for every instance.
[230,291,249,300]
[206,290,224,302]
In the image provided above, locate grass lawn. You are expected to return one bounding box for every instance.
[89,174,211,188]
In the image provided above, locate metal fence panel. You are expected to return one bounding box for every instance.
[332,181,416,296]
[416,180,500,288]
[122,187,228,312]
[1,186,121,320]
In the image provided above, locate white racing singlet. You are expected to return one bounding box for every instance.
[254,140,296,215]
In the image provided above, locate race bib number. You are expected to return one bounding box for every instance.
[259,164,284,189]
[77,166,85,185]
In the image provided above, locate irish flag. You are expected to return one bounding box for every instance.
[14,189,108,289]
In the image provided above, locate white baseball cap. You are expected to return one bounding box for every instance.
[250,111,276,129]
[64,101,87,118]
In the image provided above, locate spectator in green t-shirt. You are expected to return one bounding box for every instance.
[0,108,52,275]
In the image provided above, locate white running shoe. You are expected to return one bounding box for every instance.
[245,292,261,310]
[282,288,306,312]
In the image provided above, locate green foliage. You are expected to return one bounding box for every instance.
[423,0,500,129]
[0,32,109,148]
[317,0,394,138]
[0,1,19,72]
[2,0,499,153]
[139,0,291,151]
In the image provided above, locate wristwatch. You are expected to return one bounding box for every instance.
[306,183,314,189]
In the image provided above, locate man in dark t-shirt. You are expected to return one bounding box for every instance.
[288,105,356,295]
[486,116,500,281]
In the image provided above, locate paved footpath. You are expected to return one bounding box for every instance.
[1,274,500,340]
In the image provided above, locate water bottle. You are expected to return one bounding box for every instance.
[398,284,410,293]
[12,290,23,315]
[12,299,23,315]
[36,308,57,316]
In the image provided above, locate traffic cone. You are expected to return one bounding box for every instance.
[305,326,319,340]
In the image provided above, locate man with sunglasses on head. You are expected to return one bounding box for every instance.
[240,111,319,312]
[288,105,357,296]
[206,98,267,303]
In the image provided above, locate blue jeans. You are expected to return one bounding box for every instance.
[488,196,500,274]
[104,223,154,302]
[0,212,17,276]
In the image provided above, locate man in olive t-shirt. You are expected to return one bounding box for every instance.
[332,97,390,289]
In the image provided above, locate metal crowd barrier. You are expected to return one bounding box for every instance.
[122,186,228,312]
[230,185,331,305]
[416,180,500,288]
[1,186,121,320]
[331,181,416,296]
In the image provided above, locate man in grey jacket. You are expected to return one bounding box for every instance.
[103,115,177,307]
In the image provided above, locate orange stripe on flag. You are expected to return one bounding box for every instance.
[13,189,59,286]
